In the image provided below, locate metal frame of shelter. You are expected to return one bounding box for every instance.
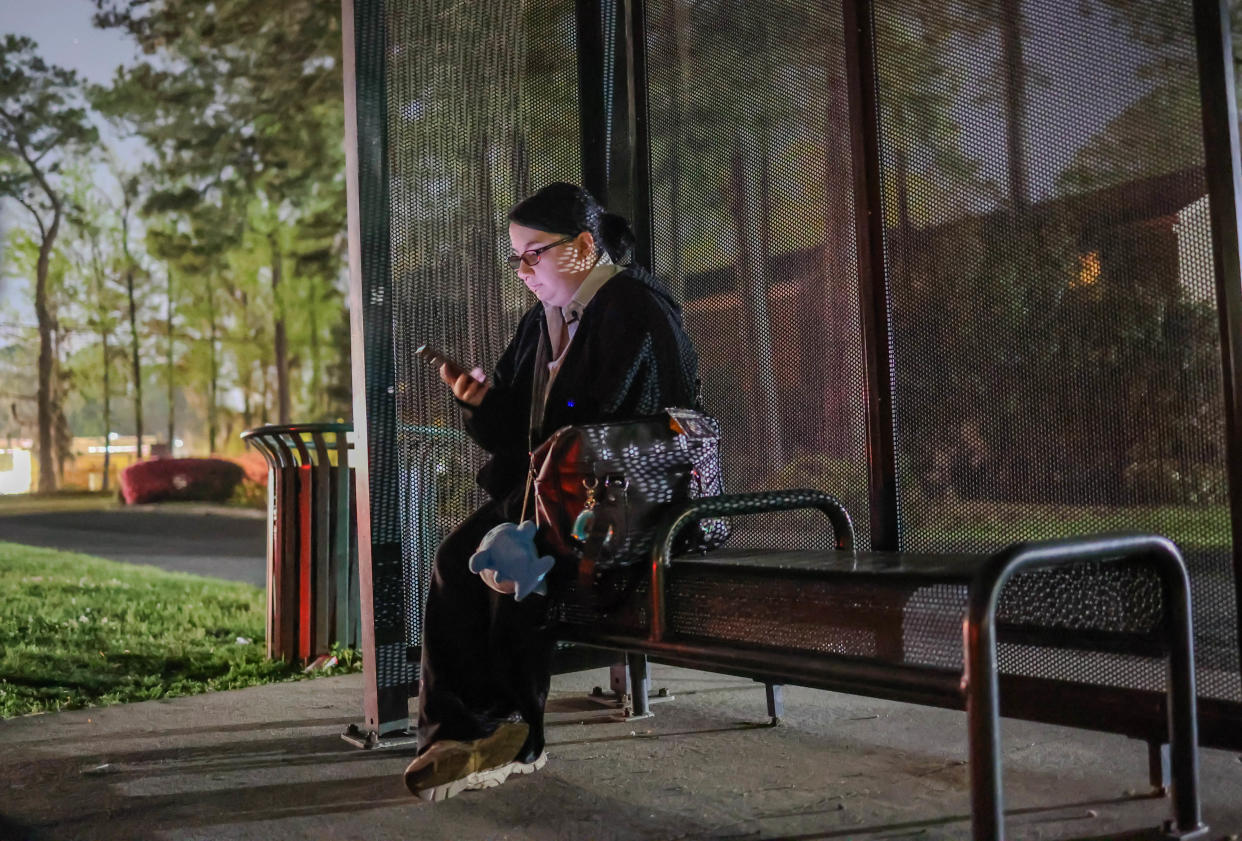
[340,0,1242,747]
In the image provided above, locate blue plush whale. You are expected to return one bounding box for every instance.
[468,520,556,601]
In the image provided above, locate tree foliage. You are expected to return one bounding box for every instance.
[0,35,99,490]
[0,6,350,482]
[92,0,350,437]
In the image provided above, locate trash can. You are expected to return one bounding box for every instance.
[241,423,360,663]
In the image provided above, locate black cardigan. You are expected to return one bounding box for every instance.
[461,266,700,516]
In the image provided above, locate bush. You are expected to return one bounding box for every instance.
[228,450,270,484]
[119,458,245,505]
[1122,458,1227,506]
[229,478,268,510]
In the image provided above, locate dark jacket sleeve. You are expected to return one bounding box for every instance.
[459,309,536,456]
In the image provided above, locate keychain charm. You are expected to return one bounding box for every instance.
[571,477,599,543]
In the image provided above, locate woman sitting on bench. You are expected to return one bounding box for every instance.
[403,182,702,801]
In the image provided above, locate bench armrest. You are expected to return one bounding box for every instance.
[964,533,1203,838]
[647,489,855,643]
[653,489,856,567]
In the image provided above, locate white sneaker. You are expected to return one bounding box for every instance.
[416,751,548,802]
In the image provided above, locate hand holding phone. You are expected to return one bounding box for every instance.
[416,344,489,405]
[415,344,472,379]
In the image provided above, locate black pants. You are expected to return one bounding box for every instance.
[416,500,556,763]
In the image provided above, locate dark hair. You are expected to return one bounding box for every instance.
[508,182,637,265]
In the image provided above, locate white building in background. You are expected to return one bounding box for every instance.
[0,435,175,494]
[0,444,33,495]
[1174,194,1216,305]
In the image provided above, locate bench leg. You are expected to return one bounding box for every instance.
[1162,560,1210,839]
[1147,739,1170,797]
[764,683,783,726]
[608,661,628,698]
[964,621,1004,841]
[627,653,650,718]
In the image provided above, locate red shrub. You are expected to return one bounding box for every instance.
[120,458,245,505]
[227,451,270,484]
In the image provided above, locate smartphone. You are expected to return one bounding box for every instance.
[415,344,485,383]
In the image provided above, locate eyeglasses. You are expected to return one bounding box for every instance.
[506,236,575,270]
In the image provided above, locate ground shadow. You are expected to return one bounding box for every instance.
[24,716,355,745]
[736,794,1166,841]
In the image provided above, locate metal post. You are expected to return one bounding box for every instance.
[606,0,637,221]
[1147,740,1171,796]
[629,0,653,269]
[628,652,650,717]
[577,0,649,264]
[289,433,314,661]
[1160,544,1208,838]
[964,570,1005,841]
[1192,0,1242,707]
[842,0,900,552]
[332,428,354,646]
[576,0,608,204]
[342,0,412,738]
[311,430,333,655]
[764,683,784,725]
[272,435,299,661]
[250,441,281,659]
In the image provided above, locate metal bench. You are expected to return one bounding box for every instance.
[554,490,1209,841]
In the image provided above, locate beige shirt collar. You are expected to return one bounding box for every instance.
[543,260,622,356]
[545,261,620,325]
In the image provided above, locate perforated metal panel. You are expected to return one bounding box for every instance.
[384,2,581,650]
[644,0,871,551]
[352,0,416,723]
[358,0,1242,730]
[872,0,1240,700]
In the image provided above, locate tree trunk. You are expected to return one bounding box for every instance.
[261,363,269,424]
[893,131,913,276]
[468,132,492,358]
[663,0,692,302]
[208,285,219,453]
[122,209,144,458]
[34,208,60,493]
[125,269,143,459]
[166,268,175,452]
[819,50,859,460]
[728,131,785,470]
[1000,0,1028,210]
[102,333,111,490]
[93,250,112,492]
[270,232,291,424]
[308,279,321,419]
[53,328,69,486]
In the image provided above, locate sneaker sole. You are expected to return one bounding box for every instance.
[416,751,547,802]
[405,722,529,795]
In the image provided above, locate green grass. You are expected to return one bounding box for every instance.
[903,501,1231,550]
[0,540,360,718]
[0,491,119,516]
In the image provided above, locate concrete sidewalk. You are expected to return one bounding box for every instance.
[1,665,1239,841]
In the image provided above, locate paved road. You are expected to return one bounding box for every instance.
[0,507,267,588]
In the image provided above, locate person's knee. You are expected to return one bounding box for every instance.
[432,506,502,585]
[431,540,471,586]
